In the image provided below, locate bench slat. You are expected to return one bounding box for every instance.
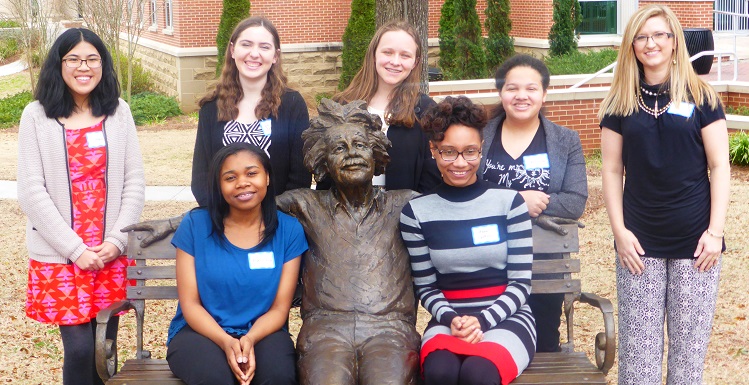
[107,360,184,385]
[127,266,176,280]
[532,259,580,274]
[127,286,178,300]
[531,279,581,294]
[531,225,579,254]
[515,353,606,384]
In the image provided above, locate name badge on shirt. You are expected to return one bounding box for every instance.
[259,119,272,136]
[248,251,275,270]
[523,153,550,170]
[471,224,500,245]
[667,102,695,118]
[85,131,106,149]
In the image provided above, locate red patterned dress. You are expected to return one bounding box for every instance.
[26,121,132,325]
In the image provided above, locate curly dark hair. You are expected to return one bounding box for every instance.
[420,96,487,143]
[302,99,391,183]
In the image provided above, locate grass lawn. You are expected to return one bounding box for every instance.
[0,71,31,99]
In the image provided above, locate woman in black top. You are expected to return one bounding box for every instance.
[191,16,310,206]
[598,5,729,384]
[479,54,588,353]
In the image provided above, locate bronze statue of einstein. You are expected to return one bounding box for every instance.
[276,99,420,385]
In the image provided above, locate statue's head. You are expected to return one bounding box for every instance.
[303,99,391,187]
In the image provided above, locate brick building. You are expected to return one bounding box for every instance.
[131,0,716,111]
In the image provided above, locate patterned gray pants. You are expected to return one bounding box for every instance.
[616,256,721,385]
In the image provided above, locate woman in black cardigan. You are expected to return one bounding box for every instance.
[332,20,440,193]
[191,16,310,206]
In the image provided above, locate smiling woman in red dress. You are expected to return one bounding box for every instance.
[17,28,145,385]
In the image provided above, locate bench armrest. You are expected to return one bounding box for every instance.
[95,300,136,382]
[578,292,616,374]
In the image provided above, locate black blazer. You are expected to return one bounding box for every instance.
[191,89,311,206]
[385,93,441,193]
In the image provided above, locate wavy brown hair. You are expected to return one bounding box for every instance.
[200,16,288,121]
[333,20,423,128]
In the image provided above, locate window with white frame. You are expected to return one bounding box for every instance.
[150,0,157,27]
[164,0,173,30]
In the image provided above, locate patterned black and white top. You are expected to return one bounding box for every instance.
[222,119,272,156]
[400,180,536,384]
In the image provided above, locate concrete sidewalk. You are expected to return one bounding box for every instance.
[0,180,195,201]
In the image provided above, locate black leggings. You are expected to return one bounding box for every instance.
[423,350,500,385]
[59,317,119,385]
[167,325,297,385]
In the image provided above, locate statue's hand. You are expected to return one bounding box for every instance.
[121,213,185,247]
[532,214,585,236]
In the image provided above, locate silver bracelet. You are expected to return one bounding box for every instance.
[705,228,724,238]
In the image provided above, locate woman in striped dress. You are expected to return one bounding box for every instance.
[400,96,536,385]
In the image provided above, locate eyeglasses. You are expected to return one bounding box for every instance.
[632,32,674,47]
[435,148,481,162]
[63,57,102,68]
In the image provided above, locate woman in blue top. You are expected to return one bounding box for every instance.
[167,142,308,385]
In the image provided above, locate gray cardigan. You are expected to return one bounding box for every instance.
[17,100,145,264]
[480,112,588,219]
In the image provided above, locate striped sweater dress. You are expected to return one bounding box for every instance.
[400,180,536,384]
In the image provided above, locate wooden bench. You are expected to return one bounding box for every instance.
[95,224,614,384]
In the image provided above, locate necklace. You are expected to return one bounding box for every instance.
[640,86,669,97]
[638,93,671,118]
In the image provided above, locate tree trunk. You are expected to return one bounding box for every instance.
[376,0,430,93]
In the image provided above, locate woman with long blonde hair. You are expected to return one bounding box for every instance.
[333,20,440,192]
[598,5,729,384]
[192,16,311,206]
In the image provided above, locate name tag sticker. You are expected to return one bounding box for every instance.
[667,102,695,118]
[85,131,106,149]
[259,119,272,136]
[248,251,275,270]
[471,224,500,245]
[523,153,550,170]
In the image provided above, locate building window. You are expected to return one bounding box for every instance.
[150,0,157,26]
[164,0,173,30]
[578,0,617,35]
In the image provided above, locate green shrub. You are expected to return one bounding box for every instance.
[450,0,488,79]
[548,0,581,57]
[725,105,749,116]
[0,91,33,128]
[216,0,251,76]
[484,0,514,73]
[729,131,749,166]
[115,54,155,97]
[338,0,375,91]
[315,92,333,105]
[129,92,182,125]
[0,37,19,62]
[0,20,20,28]
[544,48,618,75]
[438,0,457,79]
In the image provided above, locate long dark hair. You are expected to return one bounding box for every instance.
[35,28,120,118]
[206,142,278,248]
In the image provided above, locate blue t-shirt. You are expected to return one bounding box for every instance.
[166,209,308,344]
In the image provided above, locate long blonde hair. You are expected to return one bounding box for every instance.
[200,16,288,121]
[598,4,720,119]
[333,20,423,128]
